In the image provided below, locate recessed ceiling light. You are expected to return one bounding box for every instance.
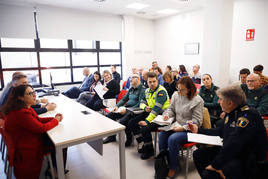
[136,11,146,15]
[157,9,179,15]
[94,0,106,2]
[126,2,149,10]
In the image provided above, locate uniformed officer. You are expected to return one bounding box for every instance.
[241,73,268,116]
[189,85,267,179]
[128,72,170,160]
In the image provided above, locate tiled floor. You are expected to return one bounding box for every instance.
[0,139,201,179]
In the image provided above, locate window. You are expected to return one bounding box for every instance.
[41,69,71,84]
[3,70,39,86]
[100,41,120,49]
[0,38,122,90]
[40,52,70,67]
[72,52,97,66]
[73,40,95,49]
[1,52,38,68]
[1,38,34,48]
[40,38,68,48]
[99,52,121,65]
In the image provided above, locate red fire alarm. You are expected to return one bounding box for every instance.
[246,29,255,41]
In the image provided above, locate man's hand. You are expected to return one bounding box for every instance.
[220,112,226,119]
[163,115,169,121]
[145,106,151,113]
[188,122,198,133]
[205,165,226,179]
[138,121,147,126]
[46,103,57,111]
[119,108,126,115]
[112,106,119,112]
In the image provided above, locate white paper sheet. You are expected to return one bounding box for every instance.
[152,115,174,125]
[187,133,223,146]
[94,83,107,99]
[158,121,182,131]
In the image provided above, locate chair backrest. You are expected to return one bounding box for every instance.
[195,84,201,94]
[122,81,127,89]
[116,89,128,103]
[1,122,15,166]
[202,107,211,129]
[266,128,268,161]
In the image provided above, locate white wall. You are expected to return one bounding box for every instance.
[122,16,155,80]
[154,9,204,74]
[229,0,268,83]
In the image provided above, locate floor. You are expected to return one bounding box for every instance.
[0,138,201,179]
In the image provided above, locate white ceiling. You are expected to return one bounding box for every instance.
[0,0,205,19]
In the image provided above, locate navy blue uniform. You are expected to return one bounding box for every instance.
[193,105,267,179]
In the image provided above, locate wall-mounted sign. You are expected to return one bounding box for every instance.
[246,29,255,41]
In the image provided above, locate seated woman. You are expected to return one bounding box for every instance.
[76,71,101,105]
[1,84,63,179]
[86,70,120,111]
[199,74,222,127]
[163,71,177,99]
[158,77,203,178]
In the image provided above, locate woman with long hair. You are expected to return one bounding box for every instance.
[76,71,102,105]
[158,77,203,178]
[1,85,63,179]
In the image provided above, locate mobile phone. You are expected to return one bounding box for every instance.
[81,110,91,115]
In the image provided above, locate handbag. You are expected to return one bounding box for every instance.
[154,150,169,179]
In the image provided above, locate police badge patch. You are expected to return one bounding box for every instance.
[236,117,249,128]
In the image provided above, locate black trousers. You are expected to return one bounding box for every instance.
[193,146,246,179]
[128,112,160,144]
[107,111,136,141]
[85,95,104,111]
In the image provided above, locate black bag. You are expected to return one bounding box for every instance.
[154,151,169,179]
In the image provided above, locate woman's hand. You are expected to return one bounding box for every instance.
[172,126,184,132]
[188,122,198,133]
[103,87,108,91]
[55,113,63,122]
[206,165,225,179]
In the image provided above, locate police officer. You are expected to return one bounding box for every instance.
[188,85,267,179]
[128,72,170,160]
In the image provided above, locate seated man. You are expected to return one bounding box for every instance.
[189,85,267,179]
[0,73,56,114]
[241,73,268,116]
[124,67,138,90]
[62,67,94,99]
[103,73,146,146]
[128,72,170,159]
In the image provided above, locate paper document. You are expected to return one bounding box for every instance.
[103,99,116,108]
[113,106,126,113]
[126,107,144,114]
[94,83,107,99]
[187,133,223,146]
[152,115,174,125]
[158,122,182,131]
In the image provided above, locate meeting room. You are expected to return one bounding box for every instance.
[0,0,268,179]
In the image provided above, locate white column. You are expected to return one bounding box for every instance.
[201,0,234,87]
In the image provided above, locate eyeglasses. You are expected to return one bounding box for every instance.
[246,80,256,83]
[176,88,187,92]
[25,91,36,96]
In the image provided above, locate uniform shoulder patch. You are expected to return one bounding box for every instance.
[224,116,229,124]
[236,117,249,128]
[241,105,249,111]
[157,91,165,97]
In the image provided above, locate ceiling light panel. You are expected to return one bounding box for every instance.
[157,8,179,14]
[126,2,149,10]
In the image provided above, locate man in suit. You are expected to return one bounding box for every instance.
[111,65,121,85]
[63,67,94,99]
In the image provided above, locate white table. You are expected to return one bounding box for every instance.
[39,94,126,179]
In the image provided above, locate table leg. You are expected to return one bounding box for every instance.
[56,146,65,179]
[119,131,126,179]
